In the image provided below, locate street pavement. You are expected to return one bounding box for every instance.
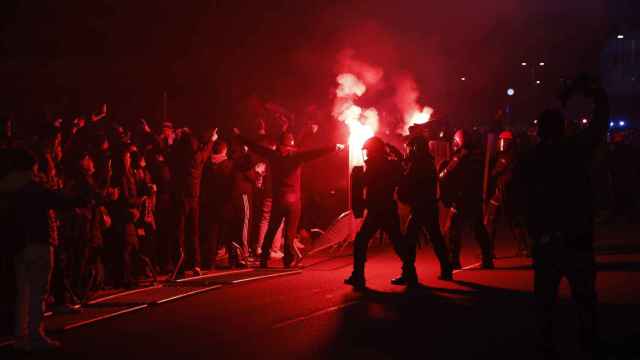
[2,221,640,359]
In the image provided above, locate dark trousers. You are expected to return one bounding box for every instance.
[118,222,139,287]
[352,207,413,277]
[155,194,175,272]
[261,197,301,265]
[448,209,493,264]
[75,245,102,300]
[532,235,598,351]
[51,245,73,305]
[201,204,235,268]
[176,198,200,270]
[406,206,451,274]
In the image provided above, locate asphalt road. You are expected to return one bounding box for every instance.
[4,221,640,360]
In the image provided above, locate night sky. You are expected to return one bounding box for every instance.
[0,0,637,132]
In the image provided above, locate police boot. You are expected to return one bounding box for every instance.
[390,274,418,287]
[481,258,495,269]
[345,262,366,290]
[438,267,454,281]
[344,273,366,290]
[392,264,418,287]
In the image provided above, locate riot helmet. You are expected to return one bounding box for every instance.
[362,136,386,162]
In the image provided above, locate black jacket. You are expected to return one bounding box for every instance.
[239,135,335,202]
[362,157,403,211]
[398,154,438,210]
[2,175,83,254]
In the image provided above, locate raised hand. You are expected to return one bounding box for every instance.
[141,119,151,133]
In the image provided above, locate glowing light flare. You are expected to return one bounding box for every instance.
[333,73,378,167]
[344,105,378,167]
[336,73,366,98]
[409,106,433,125]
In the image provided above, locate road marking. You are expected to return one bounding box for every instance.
[272,300,362,329]
[63,305,149,330]
[453,262,482,274]
[153,285,223,304]
[230,270,303,284]
[87,285,162,305]
[271,261,486,329]
[174,269,254,283]
[0,339,16,348]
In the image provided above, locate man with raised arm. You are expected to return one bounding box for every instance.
[234,127,344,268]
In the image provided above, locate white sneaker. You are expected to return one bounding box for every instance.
[270,250,284,259]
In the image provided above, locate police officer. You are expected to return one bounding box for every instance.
[485,130,529,257]
[439,129,494,269]
[398,135,453,282]
[345,136,415,289]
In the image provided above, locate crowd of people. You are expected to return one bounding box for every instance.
[0,106,343,350]
[1,73,637,357]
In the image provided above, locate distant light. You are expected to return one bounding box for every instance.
[617,34,625,39]
[582,118,588,124]
[539,62,545,66]
[536,80,542,85]
[439,131,444,138]
[460,76,466,81]
[533,119,538,124]
[521,62,527,66]
[610,122,614,127]
[507,88,515,96]
[619,121,626,126]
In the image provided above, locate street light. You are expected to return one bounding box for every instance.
[617,34,625,39]
[520,60,545,83]
[507,88,515,96]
